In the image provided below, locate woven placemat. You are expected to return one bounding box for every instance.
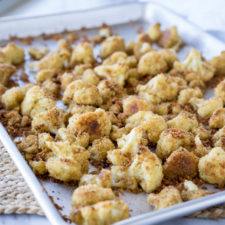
[0,141,225,219]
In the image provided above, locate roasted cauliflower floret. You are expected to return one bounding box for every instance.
[158,26,182,51]
[212,126,225,149]
[29,160,47,175]
[215,79,225,102]
[72,185,115,208]
[95,60,129,86]
[1,87,24,110]
[147,186,182,210]
[0,63,16,86]
[158,48,178,69]
[163,147,199,180]
[122,96,153,116]
[210,51,225,76]
[99,36,126,59]
[17,135,38,153]
[194,135,211,158]
[63,80,102,106]
[129,146,163,193]
[36,69,56,82]
[32,107,68,134]
[180,180,208,201]
[38,52,64,71]
[137,74,185,104]
[28,47,49,60]
[71,42,95,65]
[199,147,225,185]
[46,141,89,182]
[68,109,111,142]
[174,49,215,82]
[156,128,194,159]
[82,69,100,85]
[126,111,167,143]
[167,111,198,132]
[138,51,168,76]
[79,170,111,188]
[2,43,24,65]
[21,86,56,118]
[88,137,115,161]
[209,108,225,128]
[190,97,223,118]
[148,23,162,42]
[178,88,203,105]
[71,198,129,225]
[133,41,152,60]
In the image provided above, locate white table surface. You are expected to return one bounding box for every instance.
[0,0,225,224]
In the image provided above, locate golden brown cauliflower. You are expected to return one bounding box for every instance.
[32,107,68,134]
[210,51,225,76]
[180,180,208,201]
[215,79,225,102]
[126,111,167,143]
[17,135,38,154]
[156,128,195,159]
[28,47,49,60]
[194,135,211,158]
[71,42,95,65]
[163,147,199,180]
[177,87,203,105]
[174,49,215,82]
[167,111,199,132]
[158,26,183,51]
[46,141,89,182]
[82,69,100,85]
[99,36,125,59]
[147,186,182,210]
[36,69,56,82]
[1,87,24,110]
[88,137,115,161]
[71,198,129,225]
[133,41,152,60]
[198,147,225,185]
[68,109,111,142]
[137,74,186,104]
[138,51,168,76]
[158,48,178,69]
[209,108,225,128]
[29,160,47,175]
[148,23,162,42]
[63,80,102,106]
[2,43,24,65]
[190,97,223,118]
[0,63,16,86]
[38,52,64,71]
[212,126,225,149]
[122,96,153,116]
[94,60,129,87]
[79,170,111,188]
[21,86,56,118]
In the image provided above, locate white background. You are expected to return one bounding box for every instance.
[0,0,225,224]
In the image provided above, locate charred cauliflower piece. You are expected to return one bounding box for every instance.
[126,111,167,143]
[63,80,102,106]
[0,63,16,86]
[209,108,225,128]
[2,43,24,65]
[167,111,199,132]
[32,107,68,134]
[99,36,126,59]
[137,74,186,104]
[158,26,183,51]
[174,49,215,82]
[79,170,112,188]
[163,147,199,180]
[46,141,89,182]
[123,96,153,116]
[21,86,56,118]
[147,186,182,210]
[210,51,225,76]
[199,147,225,185]
[88,137,115,161]
[156,128,194,159]
[68,109,111,142]
[71,42,95,65]
[138,51,168,76]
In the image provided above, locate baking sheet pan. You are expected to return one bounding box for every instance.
[1,1,225,225]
